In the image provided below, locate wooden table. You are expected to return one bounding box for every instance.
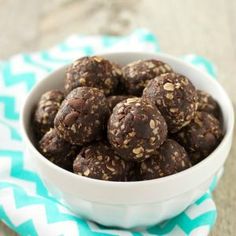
[0,0,235,235]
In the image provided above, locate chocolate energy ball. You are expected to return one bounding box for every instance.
[33,90,64,137]
[125,162,141,181]
[174,111,223,160]
[140,139,191,180]
[188,151,203,165]
[54,87,109,145]
[196,90,220,119]
[39,128,79,171]
[107,97,167,162]
[107,95,135,111]
[122,59,173,96]
[65,56,121,95]
[143,73,197,133]
[73,142,129,181]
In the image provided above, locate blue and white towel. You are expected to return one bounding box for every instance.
[0,29,219,236]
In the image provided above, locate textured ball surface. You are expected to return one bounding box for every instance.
[65,56,121,95]
[196,90,220,118]
[54,87,109,145]
[122,59,173,96]
[73,142,129,181]
[140,139,191,180]
[39,128,79,171]
[143,73,197,133]
[108,97,167,162]
[33,90,64,137]
[174,111,223,161]
[107,95,135,111]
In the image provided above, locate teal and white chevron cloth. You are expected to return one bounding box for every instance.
[0,29,219,236]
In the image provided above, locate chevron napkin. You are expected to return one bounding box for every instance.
[0,29,219,236]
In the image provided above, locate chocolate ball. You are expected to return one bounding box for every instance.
[126,165,142,182]
[140,139,191,180]
[65,56,121,95]
[33,90,64,137]
[73,142,129,181]
[125,162,141,181]
[39,128,79,171]
[122,59,173,96]
[188,151,203,165]
[107,95,135,111]
[107,97,167,162]
[174,111,223,160]
[196,90,220,118]
[143,73,197,133]
[54,87,109,145]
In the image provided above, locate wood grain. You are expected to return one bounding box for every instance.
[0,0,235,235]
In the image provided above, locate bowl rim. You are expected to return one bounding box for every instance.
[20,51,235,188]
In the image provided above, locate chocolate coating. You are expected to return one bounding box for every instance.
[54,87,109,145]
[125,162,141,181]
[188,151,203,165]
[140,139,191,180]
[39,128,78,171]
[122,59,173,96]
[143,73,197,133]
[174,111,223,160]
[107,95,135,111]
[65,56,121,95]
[73,142,129,181]
[107,97,167,162]
[196,90,220,118]
[33,90,64,137]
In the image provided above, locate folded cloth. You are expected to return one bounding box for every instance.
[0,29,219,236]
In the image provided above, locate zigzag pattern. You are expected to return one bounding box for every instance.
[22,55,53,73]
[0,119,21,141]
[0,182,110,236]
[0,30,218,236]
[1,62,36,91]
[0,150,48,197]
[147,206,216,235]
[0,203,38,236]
[0,148,120,236]
[40,51,73,64]
[0,96,19,120]
[0,183,116,236]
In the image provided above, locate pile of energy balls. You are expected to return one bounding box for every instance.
[33,56,223,181]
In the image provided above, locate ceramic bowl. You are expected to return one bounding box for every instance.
[20,52,234,228]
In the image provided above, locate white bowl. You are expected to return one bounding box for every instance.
[20,52,234,228]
